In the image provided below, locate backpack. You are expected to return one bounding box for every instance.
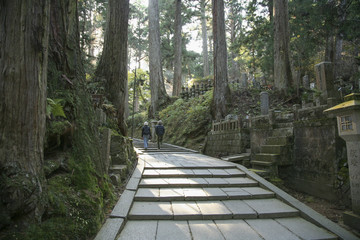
[156,125,165,136]
[143,125,150,135]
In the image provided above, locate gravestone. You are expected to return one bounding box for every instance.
[314,62,337,99]
[302,75,310,90]
[241,73,248,88]
[260,92,269,115]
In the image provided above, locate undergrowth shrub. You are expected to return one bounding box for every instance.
[159,90,213,150]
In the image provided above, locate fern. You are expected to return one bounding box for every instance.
[47,98,66,118]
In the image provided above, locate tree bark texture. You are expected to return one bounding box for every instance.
[49,0,83,80]
[0,0,50,228]
[229,6,240,82]
[96,0,129,135]
[212,0,230,120]
[201,0,210,77]
[172,0,182,97]
[148,0,169,116]
[273,0,292,91]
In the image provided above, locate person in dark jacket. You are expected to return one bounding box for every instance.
[141,121,151,150]
[155,120,165,149]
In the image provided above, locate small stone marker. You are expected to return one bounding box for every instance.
[260,91,269,115]
[302,75,310,90]
[315,62,337,99]
[241,73,248,88]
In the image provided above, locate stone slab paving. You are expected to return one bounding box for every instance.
[127,199,299,220]
[221,200,258,219]
[275,217,338,240]
[244,198,299,218]
[188,220,226,240]
[172,201,202,220]
[156,220,192,240]
[214,219,263,240]
[246,218,302,240]
[117,220,157,240]
[95,147,359,240]
[129,201,173,220]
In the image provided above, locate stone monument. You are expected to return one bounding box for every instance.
[260,91,269,115]
[315,62,337,99]
[324,93,360,231]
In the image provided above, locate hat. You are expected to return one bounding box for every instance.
[158,120,162,125]
[144,121,148,126]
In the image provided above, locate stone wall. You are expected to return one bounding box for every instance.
[289,107,347,201]
[249,105,348,202]
[203,129,249,157]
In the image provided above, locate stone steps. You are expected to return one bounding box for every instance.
[261,145,286,155]
[128,198,300,220]
[132,163,298,222]
[138,177,259,188]
[118,218,337,240]
[254,153,279,162]
[134,187,275,201]
[271,127,293,137]
[266,136,292,145]
[142,168,246,178]
[97,149,350,240]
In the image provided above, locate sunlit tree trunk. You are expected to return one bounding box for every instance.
[173,0,182,96]
[201,0,210,77]
[273,0,292,91]
[0,0,50,227]
[229,2,240,83]
[96,0,129,135]
[212,0,230,120]
[148,0,169,116]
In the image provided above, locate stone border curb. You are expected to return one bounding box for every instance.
[94,159,144,240]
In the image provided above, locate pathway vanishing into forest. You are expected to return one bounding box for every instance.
[95,140,359,240]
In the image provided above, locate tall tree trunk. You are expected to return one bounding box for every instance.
[148,0,169,117]
[173,0,182,97]
[212,0,230,120]
[229,4,240,83]
[273,0,292,91]
[96,0,129,135]
[201,0,210,77]
[0,0,50,228]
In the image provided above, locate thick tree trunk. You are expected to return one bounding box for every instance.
[0,0,50,228]
[49,0,83,79]
[96,0,129,135]
[273,0,292,91]
[212,0,230,120]
[201,0,210,77]
[148,0,169,116]
[173,0,182,97]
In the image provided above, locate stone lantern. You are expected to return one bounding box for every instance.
[324,93,360,231]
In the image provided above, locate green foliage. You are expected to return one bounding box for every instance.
[47,98,66,118]
[159,90,213,150]
[127,111,148,138]
[128,69,151,114]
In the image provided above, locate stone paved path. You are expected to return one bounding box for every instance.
[95,140,359,240]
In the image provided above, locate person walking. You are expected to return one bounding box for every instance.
[155,120,165,149]
[141,121,151,150]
